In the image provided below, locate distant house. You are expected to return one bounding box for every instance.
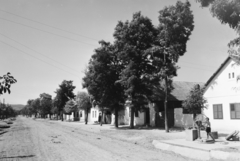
[110,81,203,128]
[149,81,204,128]
[88,105,112,124]
[111,105,146,126]
[203,57,240,132]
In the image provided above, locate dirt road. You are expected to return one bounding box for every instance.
[0,117,195,161]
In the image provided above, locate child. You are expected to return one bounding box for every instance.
[204,117,215,142]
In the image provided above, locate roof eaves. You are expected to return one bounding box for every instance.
[205,57,231,87]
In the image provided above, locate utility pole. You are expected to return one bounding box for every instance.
[164,53,169,133]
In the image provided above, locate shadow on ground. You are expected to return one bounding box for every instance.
[0,154,35,159]
[110,126,184,132]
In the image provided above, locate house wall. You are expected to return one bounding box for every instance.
[149,102,175,128]
[125,106,145,126]
[204,59,240,132]
[89,107,100,123]
[111,109,126,125]
[174,108,193,128]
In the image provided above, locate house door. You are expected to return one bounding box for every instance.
[145,108,150,125]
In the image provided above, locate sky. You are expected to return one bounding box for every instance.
[0,0,237,105]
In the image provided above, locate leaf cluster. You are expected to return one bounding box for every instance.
[196,0,240,47]
[182,84,207,114]
[54,80,76,113]
[0,73,17,95]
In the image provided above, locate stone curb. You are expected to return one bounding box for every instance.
[152,140,240,161]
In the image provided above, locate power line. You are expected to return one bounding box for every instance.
[0,33,81,74]
[0,17,98,47]
[0,40,81,79]
[0,9,99,41]
[180,65,215,72]
[180,60,218,68]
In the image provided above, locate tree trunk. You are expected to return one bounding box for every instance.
[85,109,88,124]
[100,108,103,126]
[115,107,118,128]
[193,113,196,128]
[61,111,64,121]
[130,106,135,129]
[164,76,169,133]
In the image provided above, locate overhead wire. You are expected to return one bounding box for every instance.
[0,9,99,41]
[180,65,215,72]
[0,40,81,79]
[0,33,81,74]
[0,10,217,74]
[0,17,98,47]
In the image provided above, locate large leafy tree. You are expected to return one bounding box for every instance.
[113,12,157,129]
[83,41,125,127]
[0,73,17,95]
[40,93,52,118]
[148,1,194,132]
[54,80,76,121]
[76,91,91,124]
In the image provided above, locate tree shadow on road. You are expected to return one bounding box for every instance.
[0,154,35,159]
[0,130,7,135]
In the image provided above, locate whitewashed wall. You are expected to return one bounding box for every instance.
[174,108,193,128]
[204,59,240,132]
[89,107,100,122]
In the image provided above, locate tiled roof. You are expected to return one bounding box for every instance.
[169,81,204,101]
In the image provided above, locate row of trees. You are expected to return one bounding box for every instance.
[20,80,92,123]
[82,1,194,131]
[0,103,17,119]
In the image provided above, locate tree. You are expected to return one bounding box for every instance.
[30,99,40,117]
[148,1,194,132]
[54,80,76,121]
[196,0,240,60]
[182,84,207,126]
[0,73,17,95]
[113,12,157,129]
[64,100,77,114]
[40,93,52,118]
[83,41,124,127]
[76,91,91,124]
[82,41,125,127]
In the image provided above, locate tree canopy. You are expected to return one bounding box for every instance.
[64,100,77,114]
[83,41,125,126]
[54,80,76,121]
[113,12,157,128]
[76,91,91,124]
[196,0,240,53]
[182,84,207,116]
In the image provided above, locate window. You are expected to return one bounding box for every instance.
[92,111,94,118]
[229,73,231,79]
[232,72,235,78]
[213,104,223,119]
[230,103,240,119]
[95,111,97,118]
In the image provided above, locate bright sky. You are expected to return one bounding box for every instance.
[0,0,237,105]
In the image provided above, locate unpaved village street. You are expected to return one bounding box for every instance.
[0,117,196,161]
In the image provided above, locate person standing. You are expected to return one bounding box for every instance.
[204,117,215,142]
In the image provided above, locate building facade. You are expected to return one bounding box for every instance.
[204,57,240,132]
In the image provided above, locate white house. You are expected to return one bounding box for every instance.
[204,57,240,132]
[111,107,146,126]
